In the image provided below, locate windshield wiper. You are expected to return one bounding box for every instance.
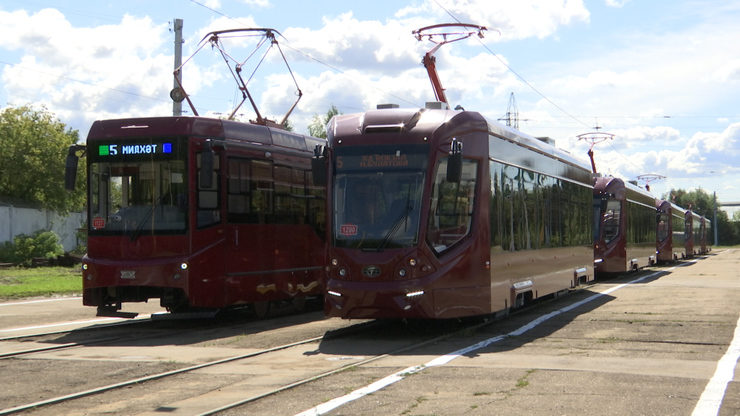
[376,202,413,251]
[129,193,167,242]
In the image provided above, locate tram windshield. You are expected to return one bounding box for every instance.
[88,138,187,236]
[333,144,428,250]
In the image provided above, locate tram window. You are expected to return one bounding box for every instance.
[197,152,220,227]
[227,158,250,220]
[602,200,620,244]
[657,212,670,242]
[427,157,478,254]
[251,160,274,222]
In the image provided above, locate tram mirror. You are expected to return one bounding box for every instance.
[446,153,462,183]
[64,146,79,191]
[311,157,326,186]
[199,146,214,189]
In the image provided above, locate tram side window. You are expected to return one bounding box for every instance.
[227,158,250,221]
[227,158,315,226]
[307,170,326,238]
[197,152,221,228]
[490,162,551,252]
[657,212,670,242]
[273,165,306,224]
[427,157,478,254]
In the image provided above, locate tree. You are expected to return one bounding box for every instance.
[307,105,341,139]
[665,188,740,246]
[0,105,86,214]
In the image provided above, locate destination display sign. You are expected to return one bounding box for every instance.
[335,144,429,172]
[98,142,172,156]
[89,138,183,161]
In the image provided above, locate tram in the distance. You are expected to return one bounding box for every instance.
[66,116,326,315]
[593,176,657,276]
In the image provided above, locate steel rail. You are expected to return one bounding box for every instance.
[0,334,326,415]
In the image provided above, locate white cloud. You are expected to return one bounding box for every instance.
[605,0,630,8]
[282,12,421,74]
[398,0,590,40]
[0,9,173,130]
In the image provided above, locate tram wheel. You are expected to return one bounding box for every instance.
[253,301,271,318]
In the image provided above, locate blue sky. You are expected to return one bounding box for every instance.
[1,0,739,214]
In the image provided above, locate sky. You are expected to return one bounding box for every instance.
[1,0,739,216]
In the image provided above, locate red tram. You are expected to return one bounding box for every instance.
[656,200,688,262]
[66,116,326,315]
[593,177,657,276]
[313,104,594,319]
[699,217,712,254]
[685,210,711,257]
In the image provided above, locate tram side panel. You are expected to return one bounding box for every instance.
[489,140,593,310]
[624,185,658,270]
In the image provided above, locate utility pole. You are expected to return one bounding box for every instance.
[172,18,183,116]
[714,191,718,246]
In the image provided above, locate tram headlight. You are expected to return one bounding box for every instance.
[179,262,189,270]
[408,258,417,267]
[398,268,407,277]
[338,268,347,277]
[81,263,88,271]
[331,258,339,266]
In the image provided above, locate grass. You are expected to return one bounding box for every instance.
[0,266,81,299]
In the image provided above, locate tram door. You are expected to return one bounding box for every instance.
[190,150,227,307]
[223,158,279,303]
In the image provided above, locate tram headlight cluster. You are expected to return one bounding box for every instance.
[331,258,349,279]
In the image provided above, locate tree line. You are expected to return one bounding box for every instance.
[666,188,740,245]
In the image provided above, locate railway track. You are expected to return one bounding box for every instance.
[1,267,691,416]
[0,301,323,359]
[0,314,491,416]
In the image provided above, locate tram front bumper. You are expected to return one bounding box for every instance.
[325,279,433,319]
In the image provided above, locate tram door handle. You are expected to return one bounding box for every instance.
[234,229,239,246]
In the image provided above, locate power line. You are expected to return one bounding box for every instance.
[187,0,421,109]
[431,0,591,130]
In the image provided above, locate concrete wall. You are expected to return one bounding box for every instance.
[0,204,85,252]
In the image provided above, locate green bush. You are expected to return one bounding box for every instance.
[0,231,64,267]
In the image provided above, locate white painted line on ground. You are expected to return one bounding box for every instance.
[691,312,740,416]
[0,297,82,307]
[296,269,668,416]
[0,315,152,334]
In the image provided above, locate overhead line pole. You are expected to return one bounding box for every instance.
[172,18,183,116]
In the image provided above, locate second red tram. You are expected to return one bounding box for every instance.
[593,177,657,276]
[315,104,594,319]
[699,217,712,255]
[67,116,326,315]
[685,210,711,257]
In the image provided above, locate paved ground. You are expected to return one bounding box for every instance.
[276,250,740,416]
[1,250,738,415]
[0,296,166,338]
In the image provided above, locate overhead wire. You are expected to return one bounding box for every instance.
[187,0,421,109]
[187,0,734,180]
[429,0,650,173]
